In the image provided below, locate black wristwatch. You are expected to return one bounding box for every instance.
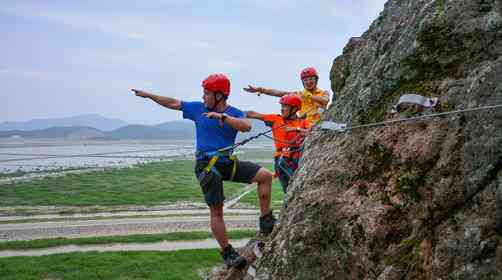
[221,113,228,122]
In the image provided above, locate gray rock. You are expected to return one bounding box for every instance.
[257,0,502,279]
[211,1,502,279]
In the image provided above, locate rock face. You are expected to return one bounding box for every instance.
[253,0,502,279]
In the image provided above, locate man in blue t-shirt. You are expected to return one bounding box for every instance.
[132,73,276,269]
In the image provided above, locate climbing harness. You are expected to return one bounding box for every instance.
[194,108,307,185]
[196,150,238,187]
[277,150,301,178]
[196,115,311,189]
[190,108,317,181]
[194,119,296,187]
[263,132,305,186]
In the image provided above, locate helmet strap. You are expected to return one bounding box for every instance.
[302,77,318,89]
[209,92,227,112]
[285,107,299,120]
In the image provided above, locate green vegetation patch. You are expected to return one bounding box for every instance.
[435,0,446,16]
[0,230,256,251]
[396,171,422,202]
[0,160,249,207]
[0,171,27,179]
[358,142,393,181]
[364,79,428,123]
[0,249,220,280]
[383,236,425,279]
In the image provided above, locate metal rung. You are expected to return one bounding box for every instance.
[247,265,257,277]
[320,121,347,132]
[253,241,264,258]
[391,94,439,113]
[246,241,264,278]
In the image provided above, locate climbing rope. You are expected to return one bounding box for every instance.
[321,103,502,133]
[209,107,320,155]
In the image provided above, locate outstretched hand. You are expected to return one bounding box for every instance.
[203,112,225,127]
[203,112,223,120]
[131,89,150,98]
[243,85,261,95]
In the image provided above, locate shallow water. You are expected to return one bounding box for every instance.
[0,139,196,172]
[0,139,271,173]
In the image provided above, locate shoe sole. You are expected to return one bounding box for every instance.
[226,257,247,270]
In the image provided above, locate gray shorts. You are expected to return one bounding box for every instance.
[194,159,262,206]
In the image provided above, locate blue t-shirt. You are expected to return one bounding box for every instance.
[181,101,245,157]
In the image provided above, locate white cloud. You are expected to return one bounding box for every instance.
[0,3,212,50]
[1,0,389,123]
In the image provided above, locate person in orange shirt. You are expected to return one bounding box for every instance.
[244,67,330,123]
[245,94,311,192]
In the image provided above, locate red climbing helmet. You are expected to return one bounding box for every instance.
[202,74,231,96]
[300,67,319,80]
[280,94,302,109]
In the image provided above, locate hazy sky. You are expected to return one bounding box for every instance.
[2,0,387,125]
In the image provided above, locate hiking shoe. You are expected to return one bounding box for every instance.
[259,210,277,234]
[221,245,247,269]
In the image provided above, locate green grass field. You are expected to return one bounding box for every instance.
[0,249,221,280]
[0,148,285,209]
[0,160,249,207]
[0,148,285,279]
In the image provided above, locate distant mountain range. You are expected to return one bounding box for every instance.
[0,114,128,131]
[0,115,271,141]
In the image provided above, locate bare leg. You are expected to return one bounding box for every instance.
[209,203,229,250]
[252,167,273,216]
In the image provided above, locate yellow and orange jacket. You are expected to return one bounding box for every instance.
[298,88,329,123]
